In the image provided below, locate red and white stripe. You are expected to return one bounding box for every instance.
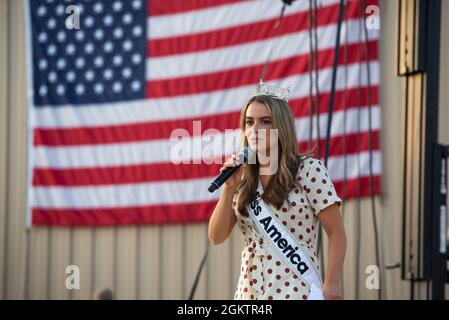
[31,0,381,225]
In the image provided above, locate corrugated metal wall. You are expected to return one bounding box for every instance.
[0,0,448,300]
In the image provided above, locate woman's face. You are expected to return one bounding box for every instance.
[244,101,275,153]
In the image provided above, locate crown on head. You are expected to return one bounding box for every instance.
[250,79,291,103]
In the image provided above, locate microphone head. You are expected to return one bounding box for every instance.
[208,184,217,193]
[237,147,254,165]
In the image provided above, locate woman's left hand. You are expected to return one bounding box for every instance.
[322,281,342,300]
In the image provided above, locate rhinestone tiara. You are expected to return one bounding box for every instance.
[250,79,291,103]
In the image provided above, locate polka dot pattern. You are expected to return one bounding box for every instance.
[233,157,342,300]
[304,159,342,216]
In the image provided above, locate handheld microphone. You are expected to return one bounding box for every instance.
[208,147,254,193]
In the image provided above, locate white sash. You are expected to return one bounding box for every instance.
[246,182,324,300]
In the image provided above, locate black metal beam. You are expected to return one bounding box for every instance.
[421,0,443,300]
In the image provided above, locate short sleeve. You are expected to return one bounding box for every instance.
[304,159,342,216]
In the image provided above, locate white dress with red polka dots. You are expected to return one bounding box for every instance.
[233,157,342,300]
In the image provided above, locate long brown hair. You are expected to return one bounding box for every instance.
[236,95,307,216]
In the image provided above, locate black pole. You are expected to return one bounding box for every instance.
[188,241,209,300]
[420,0,443,300]
[323,0,344,167]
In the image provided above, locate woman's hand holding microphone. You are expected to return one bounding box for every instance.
[220,153,244,193]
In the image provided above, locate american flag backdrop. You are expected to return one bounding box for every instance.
[26,0,381,226]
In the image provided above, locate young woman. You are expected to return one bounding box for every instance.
[208,91,347,300]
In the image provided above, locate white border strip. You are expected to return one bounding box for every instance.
[24,0,34,230]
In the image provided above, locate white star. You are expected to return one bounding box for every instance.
[56,84,65,95]
[103,41,114,53]
[123,40,133,52]
[38,59,48,70]
[66,71,75,82]
[103,69,114,80]
[75,30,85,42]
[122,68,132,79]
[84,16,95,28]
[132,54,142,65]
[47,18,57,30]
[93,3,104,14]
[113,1,123,12]
[55,4,65,16]
[94,56,104,68]
[48,71,57,83]
[39,85,48,96]
[47,44,57,56]
[132,26,143,37]
[57,31,66,42]
[113,82,123,93]
[66,43,76,55]
[38,32,48,43]
[94,83,104,94]
[113,55,123,66]
[94,29,104,41]
[56,58,66,70]
[37,5,47,17]
[132,0,142,10]
[131,81,141,91]
[122,13,132,25]
[85,70,95,82]
[85,42,95,54]
[75,84,85,95]
[103,15,114,26]
[113,28,123,39]
[75,57,85,69]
